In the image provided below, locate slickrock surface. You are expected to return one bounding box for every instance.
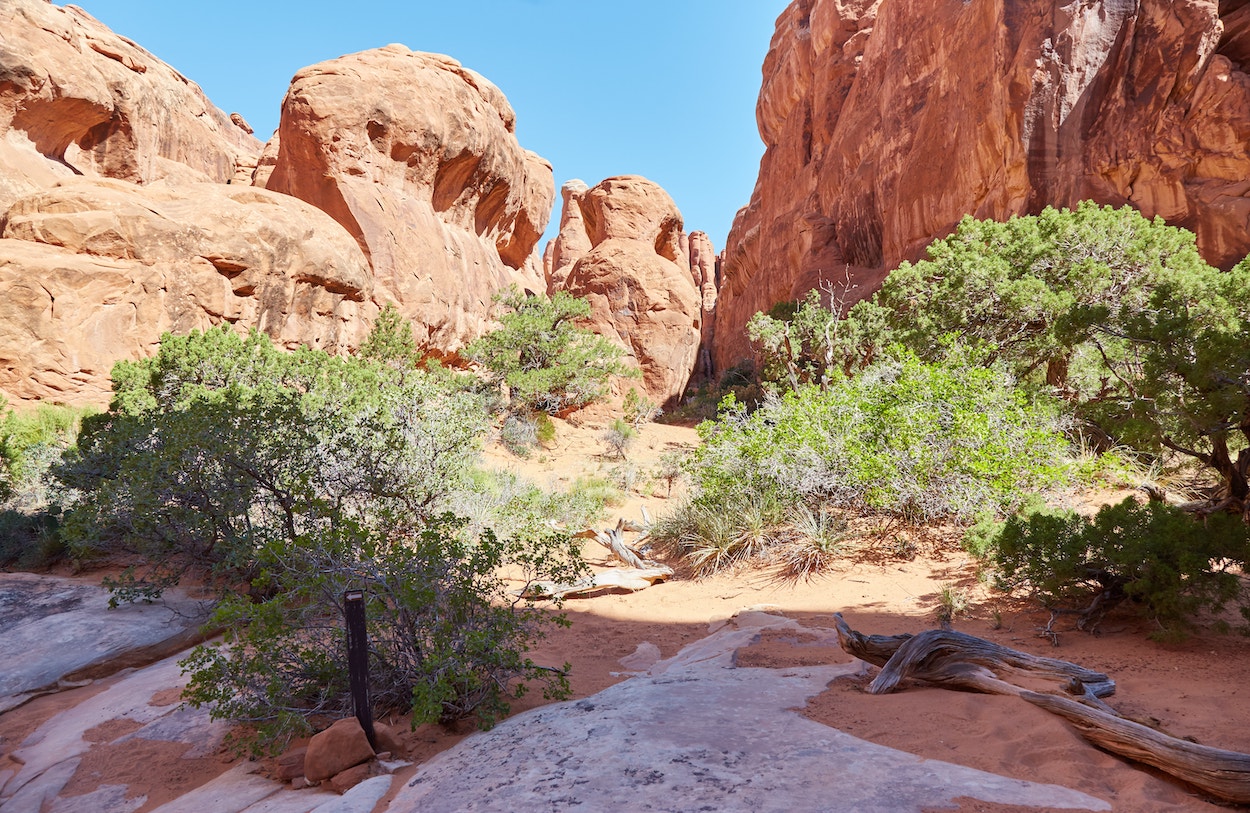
[390,612,1112,813]
[718,0,1250,369]
[0,573,208,714]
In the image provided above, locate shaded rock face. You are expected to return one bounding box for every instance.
[0,0,261,213]
[0,179,374,404]
[546,176,702,407]
[262,44,554,351]
[718,0,1250,370]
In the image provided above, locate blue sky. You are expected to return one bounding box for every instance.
[75,1,790,252]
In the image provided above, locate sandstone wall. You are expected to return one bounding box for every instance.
[0,0,261,213]
[261,45,554,352]
[0,179,374,405]
[718,0,1250,370]
[0,3,560,404]
[545,176,702,407]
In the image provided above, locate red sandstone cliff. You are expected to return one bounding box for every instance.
[545,176,704,407]
[717,0,1250,370]
[0,3,556,404]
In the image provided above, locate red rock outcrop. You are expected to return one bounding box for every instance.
[261,45,554,351]
[718,0,1250,370]
[0,0,261,212]
[0,179,374,404]
[547,176,702,407]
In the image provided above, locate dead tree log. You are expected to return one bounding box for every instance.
[1022,691,1250,804]
[833,614,1250,804]
[833,614,1114,700]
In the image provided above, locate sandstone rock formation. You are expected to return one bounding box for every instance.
[0,2,563,405]
[546,176,702,407]
[0,0,262,213]
[718,0,1250,370]
[0,179,374,404]
[261,45,554,351]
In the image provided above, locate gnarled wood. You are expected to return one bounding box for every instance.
[1023,691,1250,804]
[833,613,1114,699]
[834,615,1250,804]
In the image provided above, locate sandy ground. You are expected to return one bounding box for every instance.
[4,415,1249,812]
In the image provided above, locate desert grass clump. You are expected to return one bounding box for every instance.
[774,505,849,580]
[655,498,782,577]
[935,582,969,627]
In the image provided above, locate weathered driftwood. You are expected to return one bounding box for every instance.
[595,517,648,569]
[1022,691,1250,804]
[517,567,672,599]
[832,614,1115,700]
[834,614,1250,804]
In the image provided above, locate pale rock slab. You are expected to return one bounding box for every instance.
[388,614,1111,813]
[0,573,208,712]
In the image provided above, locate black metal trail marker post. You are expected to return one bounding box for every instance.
[344,589,377,751]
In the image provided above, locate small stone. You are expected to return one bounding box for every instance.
[305,718,375,782]
[329,761,374,794]
[275,746,307,781]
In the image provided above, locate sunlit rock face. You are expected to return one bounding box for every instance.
[0,4,561,404]
[717,0,1250,370]
[546,176,703,407]
[0,0,262,213]
[261,45,555,352]
[0,179,374,405]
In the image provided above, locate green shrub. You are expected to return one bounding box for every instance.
[0,399,90,569]
[601,418,636,460]
[60,325,587,751]
[622,388,660,429]
[534,412,557,445]
[980,497,1250,635]
[466,287,635,415]
[655,351,1071,573]
[500,413,539,457]
[181,514,584,754]
[838,203,1249,508]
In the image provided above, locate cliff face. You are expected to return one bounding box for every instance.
[261,45,554,352]
[0,0,262,213]
[545,176,704,407]
[0,3,556,404]
[717,0,1250,370]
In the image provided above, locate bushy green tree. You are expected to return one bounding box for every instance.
[973,498,1250,635]
[825,202,1247,511]
[746,289,844,390]
[466,287,634,415]
[61,325,587,748]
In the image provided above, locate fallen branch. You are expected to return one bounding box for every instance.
[516,567,672,599]
[1022,691,1250,804]
[833,615,1250,804]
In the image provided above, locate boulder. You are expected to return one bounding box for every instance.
[0,0,261,213]
[261,45,554,353]
[304,717,375,783]
[717,0,1250,370]
[0,178,374,405]
[548,176,702,407]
